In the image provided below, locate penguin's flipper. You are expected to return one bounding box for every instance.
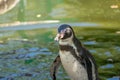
[50,55,61,80]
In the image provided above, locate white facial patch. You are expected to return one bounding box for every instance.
[54,33,65,41]
[54,34,60,41]
[66,27,71,33]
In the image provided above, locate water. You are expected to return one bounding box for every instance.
[0,24,120,80]
[0,22,100,31]
[100,64,114,69]
[107,77,120,80]
[0,45,53,80]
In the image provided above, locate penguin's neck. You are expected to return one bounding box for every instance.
[59,37,74,49]
[59,36,83,56]
[59,36,82,50]
[59,36,73,45]
[59,37,74,50]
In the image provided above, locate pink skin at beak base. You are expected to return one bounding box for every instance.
[54,33,64,41]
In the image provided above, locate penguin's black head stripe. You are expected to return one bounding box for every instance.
[58,24,71,33]
[57,24,75,40]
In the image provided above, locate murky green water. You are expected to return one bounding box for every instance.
[0,25,120,80]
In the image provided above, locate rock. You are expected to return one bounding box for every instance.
[107,58,113,62]
[16,48,27,54]
[28,47,39,52]
[40,48,49,52]
[83,41,97,45]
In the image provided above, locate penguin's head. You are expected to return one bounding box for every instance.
[54,24,75,41]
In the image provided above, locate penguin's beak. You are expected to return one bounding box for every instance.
[54,33,65,41]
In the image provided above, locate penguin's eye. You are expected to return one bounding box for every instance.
[65,28,72,34]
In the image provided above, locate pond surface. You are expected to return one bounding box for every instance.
[0,23,120,80]
[0,22,99,31]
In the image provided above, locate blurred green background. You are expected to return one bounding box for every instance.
[0,0,120,23]
[0,0,120,80]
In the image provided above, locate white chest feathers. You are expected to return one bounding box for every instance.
[59,50,88,80]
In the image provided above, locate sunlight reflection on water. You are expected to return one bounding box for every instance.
[107,77,120,80]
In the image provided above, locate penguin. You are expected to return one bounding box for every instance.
[50,24,99,80]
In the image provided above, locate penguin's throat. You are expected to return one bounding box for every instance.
[59,40,70,45]
[59,37,73,45]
